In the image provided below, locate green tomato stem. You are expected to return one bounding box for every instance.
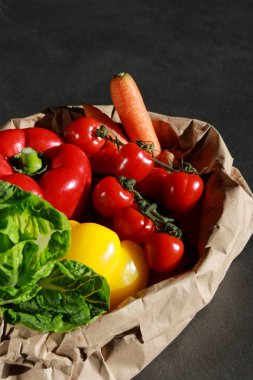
[96,125,205,176]
[118,176,182,238]
[153,157,174,171]
[95,125,124,150]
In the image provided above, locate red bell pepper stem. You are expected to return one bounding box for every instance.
[20,147,43,174]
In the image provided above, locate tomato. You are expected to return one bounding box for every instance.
[114,142,154,182]
[113,206,155,244]
[92,176,134,217]
[89,140,119,175]
[144,233,184,273]
[63,116,105,155]
[135,167,168,203]
[163,172,204,213]
[170,203,202,250]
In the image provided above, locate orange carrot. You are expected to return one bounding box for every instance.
[83,103,129,145]
[110,73,161,156]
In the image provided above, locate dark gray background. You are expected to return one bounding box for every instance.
[0,1,252,379]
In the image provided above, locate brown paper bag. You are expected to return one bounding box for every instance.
[0,106,252,380]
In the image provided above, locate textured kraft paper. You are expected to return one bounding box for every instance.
[0,105,252,380]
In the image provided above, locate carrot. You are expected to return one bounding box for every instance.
[110,73,161,156]
[83,103,128,145]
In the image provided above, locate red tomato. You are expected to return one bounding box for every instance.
[63,117,105,155]
[113,206,155,244]
[89,141,119,175]
[114,143,154,182]
[92,176,134,217]
[135,167,168,203]
[144,233,184,273]
[163,172,204,213]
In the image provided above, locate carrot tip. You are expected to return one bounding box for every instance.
[114,72,127,78]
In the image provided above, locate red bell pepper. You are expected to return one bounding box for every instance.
[0,127,91,219]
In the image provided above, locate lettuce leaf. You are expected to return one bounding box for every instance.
[0,180,71,303]
[0,181,110,332]
[1,260,110,333]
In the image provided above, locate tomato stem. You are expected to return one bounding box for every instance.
[153,157,174,171]
[118,176,182,238]
[95,125,124,150]
[96,125,204,175]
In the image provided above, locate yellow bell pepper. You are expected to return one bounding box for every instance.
[65,221,149,310]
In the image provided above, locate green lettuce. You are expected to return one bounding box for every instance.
[2,260,110,333]
[0,181,110,332]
